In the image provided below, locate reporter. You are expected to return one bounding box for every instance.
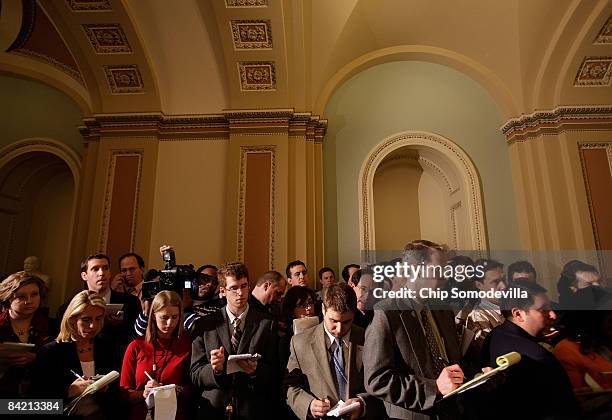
[30,290,121,418]
[0,272,54,397]
[121,291,193,420]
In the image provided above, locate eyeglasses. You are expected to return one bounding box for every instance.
[226,283,249,295]
[292,269,308,277]
[296,298,314,309]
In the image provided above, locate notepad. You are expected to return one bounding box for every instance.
[226,353,262,374]
[0,342,35,353]
[442,351,521,399]
[105,303,124,316]
[327,399,361,417]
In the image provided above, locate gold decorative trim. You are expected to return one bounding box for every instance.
[79,111,327,142]
[237,61,276,91]
[98,150,143,253]
[449,202,461,250]
[82,24,132,54]
[230,20,272,50]
[418,156,457,194]
[236,146,276,268]
[225,0,268,8]
[11,48,85,86]
[65,0,112,11]
[502,106,612,144]
[594,15,612,45]
[359,131,487,252]
[103,65,145,94]
[574,57,612,87]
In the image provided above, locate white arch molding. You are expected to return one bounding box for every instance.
[359,131,488,252]
[0,138,82,305]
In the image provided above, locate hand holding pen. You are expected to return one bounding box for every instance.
[68,370,94,398]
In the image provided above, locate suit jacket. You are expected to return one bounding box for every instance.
[285,322,381,420]
[190,305,278,420]
[363,299,462,420]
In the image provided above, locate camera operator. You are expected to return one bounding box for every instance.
[134,245,204,337]
[191,265,225,317]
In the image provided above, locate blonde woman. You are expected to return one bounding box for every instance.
[120,291,193,420]
[0,272,53,397]
[30,290,122,417]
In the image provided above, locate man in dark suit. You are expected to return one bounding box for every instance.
[364,240,466,420]
[57,253,140,346]
[190,262,278,420]
[285,282,381,420]
[482,280,580,419]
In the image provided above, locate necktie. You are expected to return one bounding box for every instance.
[331,337,347,400]
[420,310,446,377]
[231,318,242,354]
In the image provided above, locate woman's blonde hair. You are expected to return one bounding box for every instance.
[0,271,48,309]
[145,290,184,343]
[57,290,106,342]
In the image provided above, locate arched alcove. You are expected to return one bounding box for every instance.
[0,139,81,313]
[361,131,487,253]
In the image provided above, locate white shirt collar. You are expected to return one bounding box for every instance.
[100,287,111,303]
[226,304,249,325]
[323,323,350,349]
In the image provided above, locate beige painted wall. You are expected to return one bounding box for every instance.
[148,140,228,269]
[373,160,421,250]
[418,171,448,245]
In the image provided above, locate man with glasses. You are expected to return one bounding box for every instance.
[117,253,145,307]
[190,262,279,419]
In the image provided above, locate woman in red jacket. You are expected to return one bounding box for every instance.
[120,290,193,419]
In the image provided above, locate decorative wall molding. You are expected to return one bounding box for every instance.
[65,0,112,12]
[236,146,276,267]
[11,48,85,86]
[225,0,268,8]
[103,65,145,94]
[574,57,612,87]
[230,20,272,50]
[83,24,132,54]
[501,106,612,144]
[79,110,327,142]
[98,150,143,253]
[594,15,612,45]
[237,61,276,91]
[359,131,487,252]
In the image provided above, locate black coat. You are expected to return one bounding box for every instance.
[482,320,580,420]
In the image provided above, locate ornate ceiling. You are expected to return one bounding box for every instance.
[0,0,610,119]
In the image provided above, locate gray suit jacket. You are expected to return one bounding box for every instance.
[285,322,379,420]
[363,299,461,420]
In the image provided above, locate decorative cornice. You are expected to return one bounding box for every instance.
[501,106,612,144]
[79,111,327,142]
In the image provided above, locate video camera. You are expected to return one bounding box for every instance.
[142,248,199,300]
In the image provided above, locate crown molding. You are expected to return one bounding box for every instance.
[79,110,327,142]
[501,106,612,144]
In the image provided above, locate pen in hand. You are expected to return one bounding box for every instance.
[70,369,85,381]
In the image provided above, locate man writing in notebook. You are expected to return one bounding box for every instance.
[190,262,278,420]
[285,282,380,419]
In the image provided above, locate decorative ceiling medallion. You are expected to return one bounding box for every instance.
[66,0,111,12]
[83,24,131,54]
[238,61,276,91]
[594,15,612,44]
[574,57,612,87]
[225,0,267,7]
[103,65,144,94]
[230,20,272,50]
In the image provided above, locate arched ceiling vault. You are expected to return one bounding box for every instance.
[1,0,609,119]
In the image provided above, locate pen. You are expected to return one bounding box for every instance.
[144,371,154,381]
[70,369,85,381]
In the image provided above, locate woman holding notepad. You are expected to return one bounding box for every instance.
[0,272,54,397]
[30,290,122,418]
[120,290,193,420]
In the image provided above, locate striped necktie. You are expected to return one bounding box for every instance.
[231,317,242,354]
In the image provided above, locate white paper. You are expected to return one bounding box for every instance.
[292,316,319,334]
[145,384,177,420]
[226,353,261,374]
[0,342,35,353]
[327,400,361,417]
